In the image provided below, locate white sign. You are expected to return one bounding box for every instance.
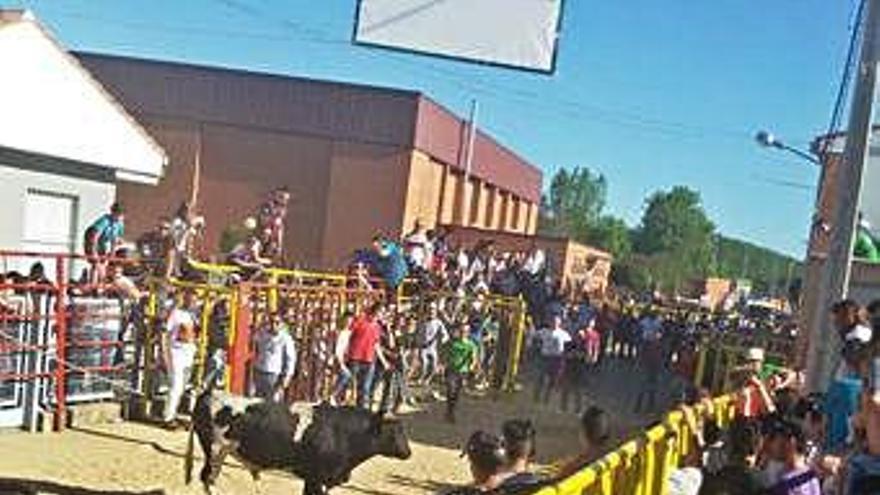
[354,0,564,73]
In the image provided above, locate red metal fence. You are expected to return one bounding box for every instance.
[0,250,138,431]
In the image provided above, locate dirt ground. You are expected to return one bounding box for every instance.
[0,364,669,495]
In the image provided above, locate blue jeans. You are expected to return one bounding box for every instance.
[843,453,880,494]
[335,360,375,409]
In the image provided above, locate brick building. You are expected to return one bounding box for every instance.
[77,53,542,269]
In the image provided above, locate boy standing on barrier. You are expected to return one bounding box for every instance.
[160,290,198,429]
[84,202,125,286]
[444,322,478,423]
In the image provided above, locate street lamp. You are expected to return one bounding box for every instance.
[754,130,821,165]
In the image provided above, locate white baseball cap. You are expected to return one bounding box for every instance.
[746,347,765,362]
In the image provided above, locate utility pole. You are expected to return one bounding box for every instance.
[455,99,479,226]
[464,99,479,181]
[805,0,880,392]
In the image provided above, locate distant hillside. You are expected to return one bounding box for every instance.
[715,236,801,295]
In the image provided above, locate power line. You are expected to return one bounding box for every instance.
[203,0,754,142]
[818,0,866,155]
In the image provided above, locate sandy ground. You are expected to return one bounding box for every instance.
[0,361,675,495]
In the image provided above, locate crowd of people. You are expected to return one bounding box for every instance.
[14,194,880,495]
[621,297,880,495]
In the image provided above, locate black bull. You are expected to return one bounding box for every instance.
[184,386,412,495]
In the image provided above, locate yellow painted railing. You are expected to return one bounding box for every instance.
[145,261,530,394]
[536,395,737,495]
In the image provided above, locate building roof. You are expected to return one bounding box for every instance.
[0,10,166,183]
[75,51,542,202]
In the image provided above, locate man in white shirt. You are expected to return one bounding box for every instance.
[534,316,571,403]
[404,221,431,271]
[160,290,199,427]
[419,305,449,385]
[524,248,546,276]
[252,314,297,403]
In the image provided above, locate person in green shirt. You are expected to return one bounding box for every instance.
[444,321,479,423]
[855,219,880,262]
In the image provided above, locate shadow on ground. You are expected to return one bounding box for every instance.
[396,358,685,464]
[0,478,165,495]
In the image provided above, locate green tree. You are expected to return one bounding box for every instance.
[539,166,607,240]
[588,215,633,260]
[634,186,716,291]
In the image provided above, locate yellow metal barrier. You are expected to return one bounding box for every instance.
[536,395,736,495]
[141,266,531,401]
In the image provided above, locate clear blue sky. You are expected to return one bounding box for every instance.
[6,0,857,256]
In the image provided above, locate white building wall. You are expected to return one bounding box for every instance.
[0,16,165,183]
[0,162,114,276]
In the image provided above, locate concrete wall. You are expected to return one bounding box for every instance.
[115,117,336,267]
[321,142,411,268]
[0,160,114,273]
[401,150,444,232]
[115,117,199,245]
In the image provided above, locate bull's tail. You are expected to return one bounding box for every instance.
[184,366,223,485]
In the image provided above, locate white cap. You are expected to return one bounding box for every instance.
[746,347,765,362]
[845,324,873,344]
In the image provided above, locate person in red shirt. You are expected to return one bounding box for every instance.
[332,302,387,409]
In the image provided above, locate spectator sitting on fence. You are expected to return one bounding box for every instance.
[252,312,297,403]
[372,234,409,293]
[256,186,290,261]
[404,220,431,273]
[84,202,125,286]
[168,202,205,280]
[227,230,271,280]
[135,217,173,278]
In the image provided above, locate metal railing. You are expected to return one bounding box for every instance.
[536,395,737,495]
[0,250,140,431]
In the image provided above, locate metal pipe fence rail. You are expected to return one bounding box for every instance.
[0,250,142,432]
[136,266,529,416]
[535,395,737,495]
